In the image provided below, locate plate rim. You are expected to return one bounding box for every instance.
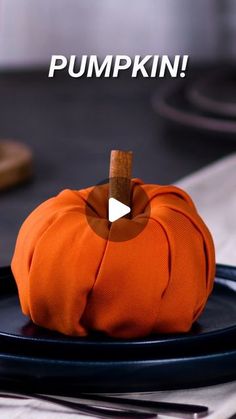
[152,81,236,135]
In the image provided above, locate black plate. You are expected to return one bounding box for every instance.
[188,70,236,118]
[1,348,236,393]
[152,79,236,138]
[0,264,236,392]
[0,265,236,360]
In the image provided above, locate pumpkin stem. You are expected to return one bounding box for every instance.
[109,150,133,211]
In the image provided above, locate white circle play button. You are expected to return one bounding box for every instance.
[108,197,131,222]
[85,178,150,242]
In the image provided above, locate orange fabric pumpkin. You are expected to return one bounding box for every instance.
[11,179,215,338]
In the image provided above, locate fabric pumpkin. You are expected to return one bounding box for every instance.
[11,179,215,338]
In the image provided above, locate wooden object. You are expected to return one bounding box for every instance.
[109,150,133,207]
[0,140,33,191]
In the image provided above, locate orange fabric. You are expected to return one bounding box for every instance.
[11,179,215,338]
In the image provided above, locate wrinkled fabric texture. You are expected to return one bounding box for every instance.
[11,179,215,338]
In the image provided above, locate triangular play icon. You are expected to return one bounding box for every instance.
[108,197,131,222]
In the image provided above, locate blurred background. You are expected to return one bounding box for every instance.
[0,0,236,265]
[0,0,236,67]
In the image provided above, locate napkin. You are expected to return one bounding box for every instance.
[1,153,236,418]
[111,380,236,418]
[148,152,236,418]
[176,152,236,267]
[1,381,236,418]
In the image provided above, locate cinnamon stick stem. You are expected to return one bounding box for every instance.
[109,150,133,208]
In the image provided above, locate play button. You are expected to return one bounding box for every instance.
[85,178,150,242]
[108,197,131,222]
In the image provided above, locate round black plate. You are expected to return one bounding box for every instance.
[0,265,236,360]
[152,80,236,137]
[188,70,236,118]
[1,348,236,393]
[0,265,236,391]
